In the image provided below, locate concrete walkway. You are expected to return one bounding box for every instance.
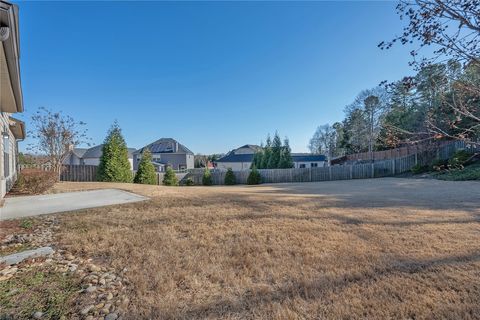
[0,189,148,220]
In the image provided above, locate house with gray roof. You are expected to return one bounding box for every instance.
[215,145,327,170]
[133,138,194,172]
[63,144,136,168]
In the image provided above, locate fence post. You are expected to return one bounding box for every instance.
[309,168,312,182]
[349,165,353,179]
[371,163,375,178]
[392,159,396,176]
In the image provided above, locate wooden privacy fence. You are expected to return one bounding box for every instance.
[188,140,468,185]
[19,140,471,185]
[345,140,457,162]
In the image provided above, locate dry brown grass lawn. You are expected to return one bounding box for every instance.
[53,178,480,319]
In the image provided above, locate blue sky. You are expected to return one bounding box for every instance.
[17,1,417,154]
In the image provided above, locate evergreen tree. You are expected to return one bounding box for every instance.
[279,138,294,168]
[162,167,178,186]
[202,167,213,186]
[97,122,132,182]
[224,168,236,185]
[268,132,282,168]
[247,165,262,185]
[261,135,272,169]
[133,148,157,185]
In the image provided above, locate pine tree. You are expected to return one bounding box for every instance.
[261,135,272,169]
[133,148,157,185]
[247,165,262,185]
[224,168,236,185]
[202,167,213,186]
[279,137,294,168]
[162,167,178,186]
[268,132,282,168]
[97,122,132,182]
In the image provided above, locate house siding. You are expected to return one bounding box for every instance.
[0,112,19,198]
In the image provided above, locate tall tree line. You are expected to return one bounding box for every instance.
[253,132,294,169]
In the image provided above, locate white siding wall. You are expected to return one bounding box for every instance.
[216,162,252,171]
[0,112,18,198]
[293,161,326,168]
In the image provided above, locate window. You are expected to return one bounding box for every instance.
[299,164,306,168]
[311,162,318,168]
[3,133,9,177]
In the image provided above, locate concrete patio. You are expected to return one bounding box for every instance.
[0,189,148,220]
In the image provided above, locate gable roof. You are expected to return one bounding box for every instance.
[215,153,254,163]
[135,138,193,155]
[73,145,136,159]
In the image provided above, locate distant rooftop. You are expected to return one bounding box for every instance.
[135,138,193,155]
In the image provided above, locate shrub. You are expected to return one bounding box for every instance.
[202,168,213,186]
[448,150,474,169]
[247,166,262,185]
[162,167,178,186]
[431,158,448,171]
[184,177,195,186]
[14,169,58,195]
[435,163,480,181]
[134,149,157,185]
[411,164,429,174]
[224,168,236,185]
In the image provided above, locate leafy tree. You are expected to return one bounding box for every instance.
[224,168,236,185]
[202,167,213,186]
[97,122,132,182]
[279,138,294,168]
[380,0,480,146]
[133,149,157,185]
[247,166,262,185]
[162,167,178,186]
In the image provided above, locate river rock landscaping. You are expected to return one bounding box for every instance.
[0,216,130,319]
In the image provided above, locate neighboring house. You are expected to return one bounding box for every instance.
[63,145,136,169]
[1,1,24,198]
[133,138,194,172]
[215,145,327,170]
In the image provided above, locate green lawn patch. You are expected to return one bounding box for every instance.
[433,163,480,181]
[0,268,81,319]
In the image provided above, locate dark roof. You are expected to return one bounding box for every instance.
[238,144,262,151]
[72,148,88,158]
[135,138,193,155]
[216,153,326,163]
[74,145,136,159]
[291,153,327,162]
[215,153,254,163]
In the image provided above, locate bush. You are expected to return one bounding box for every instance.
[202,168,213,186]
[133,149,157,185]
[431,158,448,171]
[183,177,195,186]
[448,150,474,169]
[435,163,480,181]
[411,164,429,174]
[224,168,236,185]
[162,167,178,186]
[247,166,262,185]
[14,169,58,195]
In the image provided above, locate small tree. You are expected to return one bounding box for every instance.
[279,137,294,168]
[202,167,213,186]
[133,149,157,185]
[247,166,262,185]
[97,121,132,182]
[162,167,178,186]
[28,107,89,177]
[224,168,236,185]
